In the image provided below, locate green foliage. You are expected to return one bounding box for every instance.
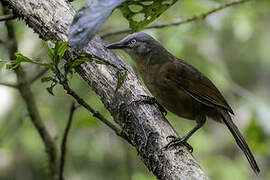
[46,81,58,95]
[45,41,55,62]
[43,41,70,95]
[41,76,58,95]
[245,117,268,154]
[119,0,178,31]
[68,0,178,48]
[70,57,90,68]
[45,41,68,65]
[6,52,52,70]
[90,53,128,92]
[3,41,69,95]
[42,40,128,95]
[40,76,57,83]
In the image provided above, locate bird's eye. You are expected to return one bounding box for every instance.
[130,39,136,45]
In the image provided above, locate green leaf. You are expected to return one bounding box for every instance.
[118,0,178,31]
[45,41,68,64]
[46,82,57,96]
[6,61,21,70]
[67,71,73,79]
[55,41,68,60]
[6,63,14,70]
[41,76,57,83]
[6,53,34,70]
[45,41,55,61]
[115,70,127,93]
[6,52,53,70]
[15,52,32,62]
[41,77,52,83]
[70,56,93,68]
[42,76,58,95]
[63,56,93,77]
[68,0,178,48]
[43,63,54,71]
[244,117,268,154]
[70,58,87,68]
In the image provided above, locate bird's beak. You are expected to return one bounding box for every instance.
[106,41,127,49]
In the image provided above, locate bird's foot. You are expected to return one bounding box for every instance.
[163,135,193,153]
[132,95,167,116]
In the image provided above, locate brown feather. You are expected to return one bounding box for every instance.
[219,109,260,174]
[163,60,234,114]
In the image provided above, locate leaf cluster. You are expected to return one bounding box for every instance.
[119,0,178,31]
[5,41,127,95]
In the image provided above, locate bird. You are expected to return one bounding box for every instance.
[106,32,260,174]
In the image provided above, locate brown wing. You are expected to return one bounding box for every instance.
[162,60,234,114]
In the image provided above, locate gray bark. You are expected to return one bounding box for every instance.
[2,0,209,179]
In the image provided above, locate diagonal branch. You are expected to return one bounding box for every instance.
[0,65,48,89]
[101,0,250,38]
[54,62,123,137]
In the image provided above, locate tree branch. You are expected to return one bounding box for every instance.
[2,5,59,180]
[59,101,78,180]
[101,0,250,38]
[3,0,209,179]
[29,67,48,84]
[0,81,17,88]
[54,61,123,137]
[0,13,15,21]
[0,63,48,89]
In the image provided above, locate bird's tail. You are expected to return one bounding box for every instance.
[219,110,260,174]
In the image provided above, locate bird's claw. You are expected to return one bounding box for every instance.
[163,135,193,153]
[133,95,167,116]
[166,135,177,141]
[184,142,193,153]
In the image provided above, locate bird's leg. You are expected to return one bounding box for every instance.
[164,117,206,151]
[132,95,167,116]
[165,135,194,153]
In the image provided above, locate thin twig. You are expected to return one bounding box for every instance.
[29,68,49,84]
[101,0,250,38]
[0,13,15,21]
[59,102,79,180]
[0,66,48,89]
[0,82,17,88]
[53,63,124,137]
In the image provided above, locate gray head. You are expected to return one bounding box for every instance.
[106,32,159,58]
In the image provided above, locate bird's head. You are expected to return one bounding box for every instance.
[106,32,157,60]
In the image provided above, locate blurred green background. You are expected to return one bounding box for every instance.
[0,0,270,179]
